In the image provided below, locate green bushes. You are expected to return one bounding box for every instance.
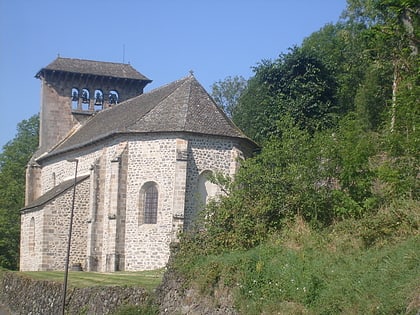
[175,215,420,315]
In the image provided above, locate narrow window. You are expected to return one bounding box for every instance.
[94,90,104,110]
[140,183,158,224]
[108,90,119,106]
[196,170,220,214]
[81,88,90,110]
[29,217,35,255]
[71,88,79,110]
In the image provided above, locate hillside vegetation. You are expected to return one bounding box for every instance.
[173,0,419,314]
[0,0,418,313]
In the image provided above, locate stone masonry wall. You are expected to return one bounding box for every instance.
[184,136,240,229]
[22,133,247,272]
[20,209,44,271]
[44,179,90,270]
[0,272,150,315]
[20,178,90,271]
[124,135,178,271]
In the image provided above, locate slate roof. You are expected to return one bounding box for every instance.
[36,57,151,81]
[21,175,90,213]
[40,75,255,159]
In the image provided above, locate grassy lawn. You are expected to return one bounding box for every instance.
[20,269,164,291]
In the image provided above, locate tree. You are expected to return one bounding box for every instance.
[211,75,247,118]
[343,0,419,132]
[234,47,338,143]
[0,114,39,270]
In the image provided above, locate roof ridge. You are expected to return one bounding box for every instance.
[183,77,194,131]
[124,76,193,130]
[144,75,191,94]
[55,56,134,67]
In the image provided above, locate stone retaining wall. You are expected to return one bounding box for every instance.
[0,272,150,314]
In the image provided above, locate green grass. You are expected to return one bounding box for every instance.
[180,234,419,315]
[20,269,164,291]
[174,202,420,315]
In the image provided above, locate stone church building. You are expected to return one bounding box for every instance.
[20,57,256,272]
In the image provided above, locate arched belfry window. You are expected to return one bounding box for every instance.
[108,90,119,105]
[94,90,104,110]
[81,88,90,110]
[71,88,79,110]
[139,182,158,224]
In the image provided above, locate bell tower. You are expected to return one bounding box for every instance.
[35,57,152,153]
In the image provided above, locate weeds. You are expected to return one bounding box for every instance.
[174,203,420,315]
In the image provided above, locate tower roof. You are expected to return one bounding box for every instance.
[39,75,256,159]
[35,57,151,82]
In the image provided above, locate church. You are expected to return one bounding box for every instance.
[19,57,257,272]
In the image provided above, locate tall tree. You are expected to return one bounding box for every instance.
[343,0,419,132]
[0,115,39,269]
[211,75,247,118]
[234,47,338,142]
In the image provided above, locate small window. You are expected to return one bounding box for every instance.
[140,182,158,224]
[81,88,90,110]
[29,217,35,254]
[196,170,220,211]
[94,90,104,110]
[71,88,79,110]
[108,90,119,105]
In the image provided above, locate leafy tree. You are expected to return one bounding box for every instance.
[0,115,39,269]
[343,0,419,201]
[301,22,370,116]
[343,0,419,132]
[211,75,247,118]
[234,47,338,142]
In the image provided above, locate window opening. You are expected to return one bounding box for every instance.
[143,184,158,224]
[94,90,104,110]
[108,90,119,106]
[29,217,35,254]
[81,88,90,110]
[71,88,79,110]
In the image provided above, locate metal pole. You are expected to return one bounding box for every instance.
[61,159,78,315]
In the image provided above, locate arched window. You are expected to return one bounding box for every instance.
[94,89,104,110]
[81,88,90,110]
[71,88,79,110]
[29,217,35,255]
[139,182,158,224]
[108,90,119,105]
[197,170,220,210]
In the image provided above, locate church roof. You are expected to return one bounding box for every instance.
[21,175,89,213]
[40,75,255,159]
[36,57,151,82]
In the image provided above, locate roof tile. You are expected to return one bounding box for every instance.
[42,75,255,159]
[36,57,151,81]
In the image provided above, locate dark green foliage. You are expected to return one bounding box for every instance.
[174,1,419,312]
[0,115,39,270]
[234,47,338,142]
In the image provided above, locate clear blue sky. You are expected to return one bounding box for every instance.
[0,0,347,150]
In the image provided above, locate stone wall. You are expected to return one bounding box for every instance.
[156,268,238,315]
[20,178,90,271]
[0,272,150,315]
[21,133,248,272]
